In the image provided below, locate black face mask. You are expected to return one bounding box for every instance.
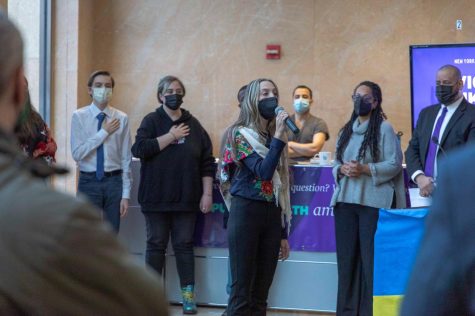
[436,85,458,104]
[164,94,183,110]
[258,97,278,120]
[353,94,372,116]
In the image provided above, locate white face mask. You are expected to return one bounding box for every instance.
[293,98,310,114]
[92,87,112,104]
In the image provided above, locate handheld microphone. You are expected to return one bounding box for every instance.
[431,136,447,158]
[275,106,300,134]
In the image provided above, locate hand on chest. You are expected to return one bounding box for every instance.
[92,116,124,149]
[163,123,198,152]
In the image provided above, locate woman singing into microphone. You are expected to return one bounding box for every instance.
[219,78,291,316]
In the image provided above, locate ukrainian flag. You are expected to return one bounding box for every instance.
[373,208,428,316]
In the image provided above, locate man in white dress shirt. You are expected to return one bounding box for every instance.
[71,70,132,232]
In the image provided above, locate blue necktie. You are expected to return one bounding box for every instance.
[96,112,106,180]
[424,107,448,178]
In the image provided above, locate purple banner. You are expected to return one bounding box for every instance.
[193,181,228,248]
[194,165,337,252]
[288,166,336,252]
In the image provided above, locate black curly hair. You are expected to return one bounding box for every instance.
[336,81,386,164]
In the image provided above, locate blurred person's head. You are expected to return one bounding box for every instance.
[87,70,114,108]
[292,85,313,114]
[157,75,186,111]
[0,10,25,134]
[237,85,247,107]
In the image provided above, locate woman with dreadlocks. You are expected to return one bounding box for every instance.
[331,81,406,316]
[219,78,291,316]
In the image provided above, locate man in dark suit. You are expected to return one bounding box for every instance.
[405,64,475,197]
[400,145,475,315]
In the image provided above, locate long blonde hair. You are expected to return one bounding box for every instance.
[221,78,279,164]
[218,78,291,230]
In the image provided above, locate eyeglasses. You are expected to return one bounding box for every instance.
[351,94,374,103]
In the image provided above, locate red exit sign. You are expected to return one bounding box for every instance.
[266,44,281,60]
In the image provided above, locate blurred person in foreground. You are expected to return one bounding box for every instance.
[0,11,168,316]
[401,145,475,315]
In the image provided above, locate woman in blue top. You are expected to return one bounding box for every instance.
[219,78,291,316]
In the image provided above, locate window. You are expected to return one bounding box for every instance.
[7,0,51,124]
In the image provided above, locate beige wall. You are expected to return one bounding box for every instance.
[94,0,318,149]
[314,0,474,152]
[50,0,475,191]
[49,0,109,192]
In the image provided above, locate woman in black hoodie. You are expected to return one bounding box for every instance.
[131,75,215,314]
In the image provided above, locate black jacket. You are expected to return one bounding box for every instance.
[131,106,215,212]
[405,98,475,179]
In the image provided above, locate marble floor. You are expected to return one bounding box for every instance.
[168,305,335,316]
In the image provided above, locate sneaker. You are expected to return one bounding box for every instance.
[181,285,197,314]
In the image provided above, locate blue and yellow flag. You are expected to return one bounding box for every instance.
[373,208,428,316]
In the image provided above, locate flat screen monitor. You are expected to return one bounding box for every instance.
[410,43,475,129]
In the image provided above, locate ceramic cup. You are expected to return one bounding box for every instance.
[319,152,332,165]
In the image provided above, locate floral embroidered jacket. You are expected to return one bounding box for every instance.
[220,130,286,203]
[20,123,57,165]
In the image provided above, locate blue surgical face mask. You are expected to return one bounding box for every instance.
[293,98,310,114]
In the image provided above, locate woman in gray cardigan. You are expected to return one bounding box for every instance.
[331,81,405,316]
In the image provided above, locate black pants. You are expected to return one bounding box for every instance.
[143,211,197,287]
[227,197,282,316]
[334,203,379,316]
